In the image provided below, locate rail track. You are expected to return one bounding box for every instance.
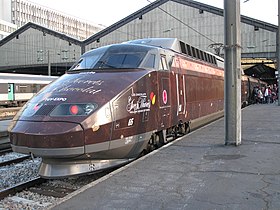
[0,169,114,210]
[0,136,12,155]
[0,151,42,202]
[0,177,45,200]
[0,154,31,167]
[0,147,12,156]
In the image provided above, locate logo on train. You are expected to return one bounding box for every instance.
[150,92,156,105]
[162,90,168,104]
[126,92,151,114]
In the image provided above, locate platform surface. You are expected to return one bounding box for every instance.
[52,104,280,210]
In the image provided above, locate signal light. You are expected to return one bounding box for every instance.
[69,105,79,115]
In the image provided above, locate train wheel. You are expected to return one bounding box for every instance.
[177,120,185,136]
[177,120,191,136]
[178,121,191,136]
[154,132,165,148]
[166,127,177,141]
[157,130,165,145]
[147,132,162,151]
[185,121,191,134]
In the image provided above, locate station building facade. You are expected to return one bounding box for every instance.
[83,0,277,60]
[0,23,82,75]
[0,0,104,40]
[0,19,17,40]
[0,0,277,77]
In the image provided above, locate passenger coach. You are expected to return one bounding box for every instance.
[0,73,58,107]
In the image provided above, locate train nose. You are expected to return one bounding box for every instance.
[9,120,85,158]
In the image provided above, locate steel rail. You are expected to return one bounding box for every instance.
[0,177,46,200]
[0,155,31,167]
[0,147,12,156]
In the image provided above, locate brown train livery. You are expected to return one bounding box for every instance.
[8,38,265,178]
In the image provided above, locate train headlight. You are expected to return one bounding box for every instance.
[69,105,79,115]
[50,103,97,116]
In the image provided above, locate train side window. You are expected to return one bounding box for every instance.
[196,49,201,60]
[144,54,156,68]
[19,85,27,93]
[200,51,204,61]
[180,41,187,54]
[209,55,212,63]
[209,55,214,64]
[199,50,205,61]
[206,53,210,62]
[0,84,5,94]
[213,57,217,65]
[191,47,196,58]
[186,44,192,56]
[203,52,207,61]
[160,55,169,71]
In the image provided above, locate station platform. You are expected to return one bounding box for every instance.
[50,104,279,209]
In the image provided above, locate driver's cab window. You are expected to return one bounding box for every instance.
[159,55,168,71]
[143,54,156,68]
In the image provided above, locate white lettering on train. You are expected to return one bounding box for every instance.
[45,97,67,102]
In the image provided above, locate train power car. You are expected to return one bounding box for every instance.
[8,38,262,178]
[0,73,58,107]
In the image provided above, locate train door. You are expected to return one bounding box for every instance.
[174,57,186,116]
[8,83,15,101]
[158,55,171,128]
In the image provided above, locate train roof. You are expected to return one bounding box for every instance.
[81,38,224,69]
[79,38,224,69]
[127,38,224,68]
[126,38,181,52]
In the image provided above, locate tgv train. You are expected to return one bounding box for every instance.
[0,73,58,107]
[9,38,264,178]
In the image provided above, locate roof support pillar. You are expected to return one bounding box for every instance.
[224,0,242,146]
[81,44,86,55]
[277,0,280,106]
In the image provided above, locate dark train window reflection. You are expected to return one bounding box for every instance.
[144,54,156,68]
[70,44,157,71]
[94,53,145,69]
[70,49,105,70]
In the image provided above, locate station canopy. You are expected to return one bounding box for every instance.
[244,63,276,84]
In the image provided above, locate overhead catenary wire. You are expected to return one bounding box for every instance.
[146,0,217,44]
